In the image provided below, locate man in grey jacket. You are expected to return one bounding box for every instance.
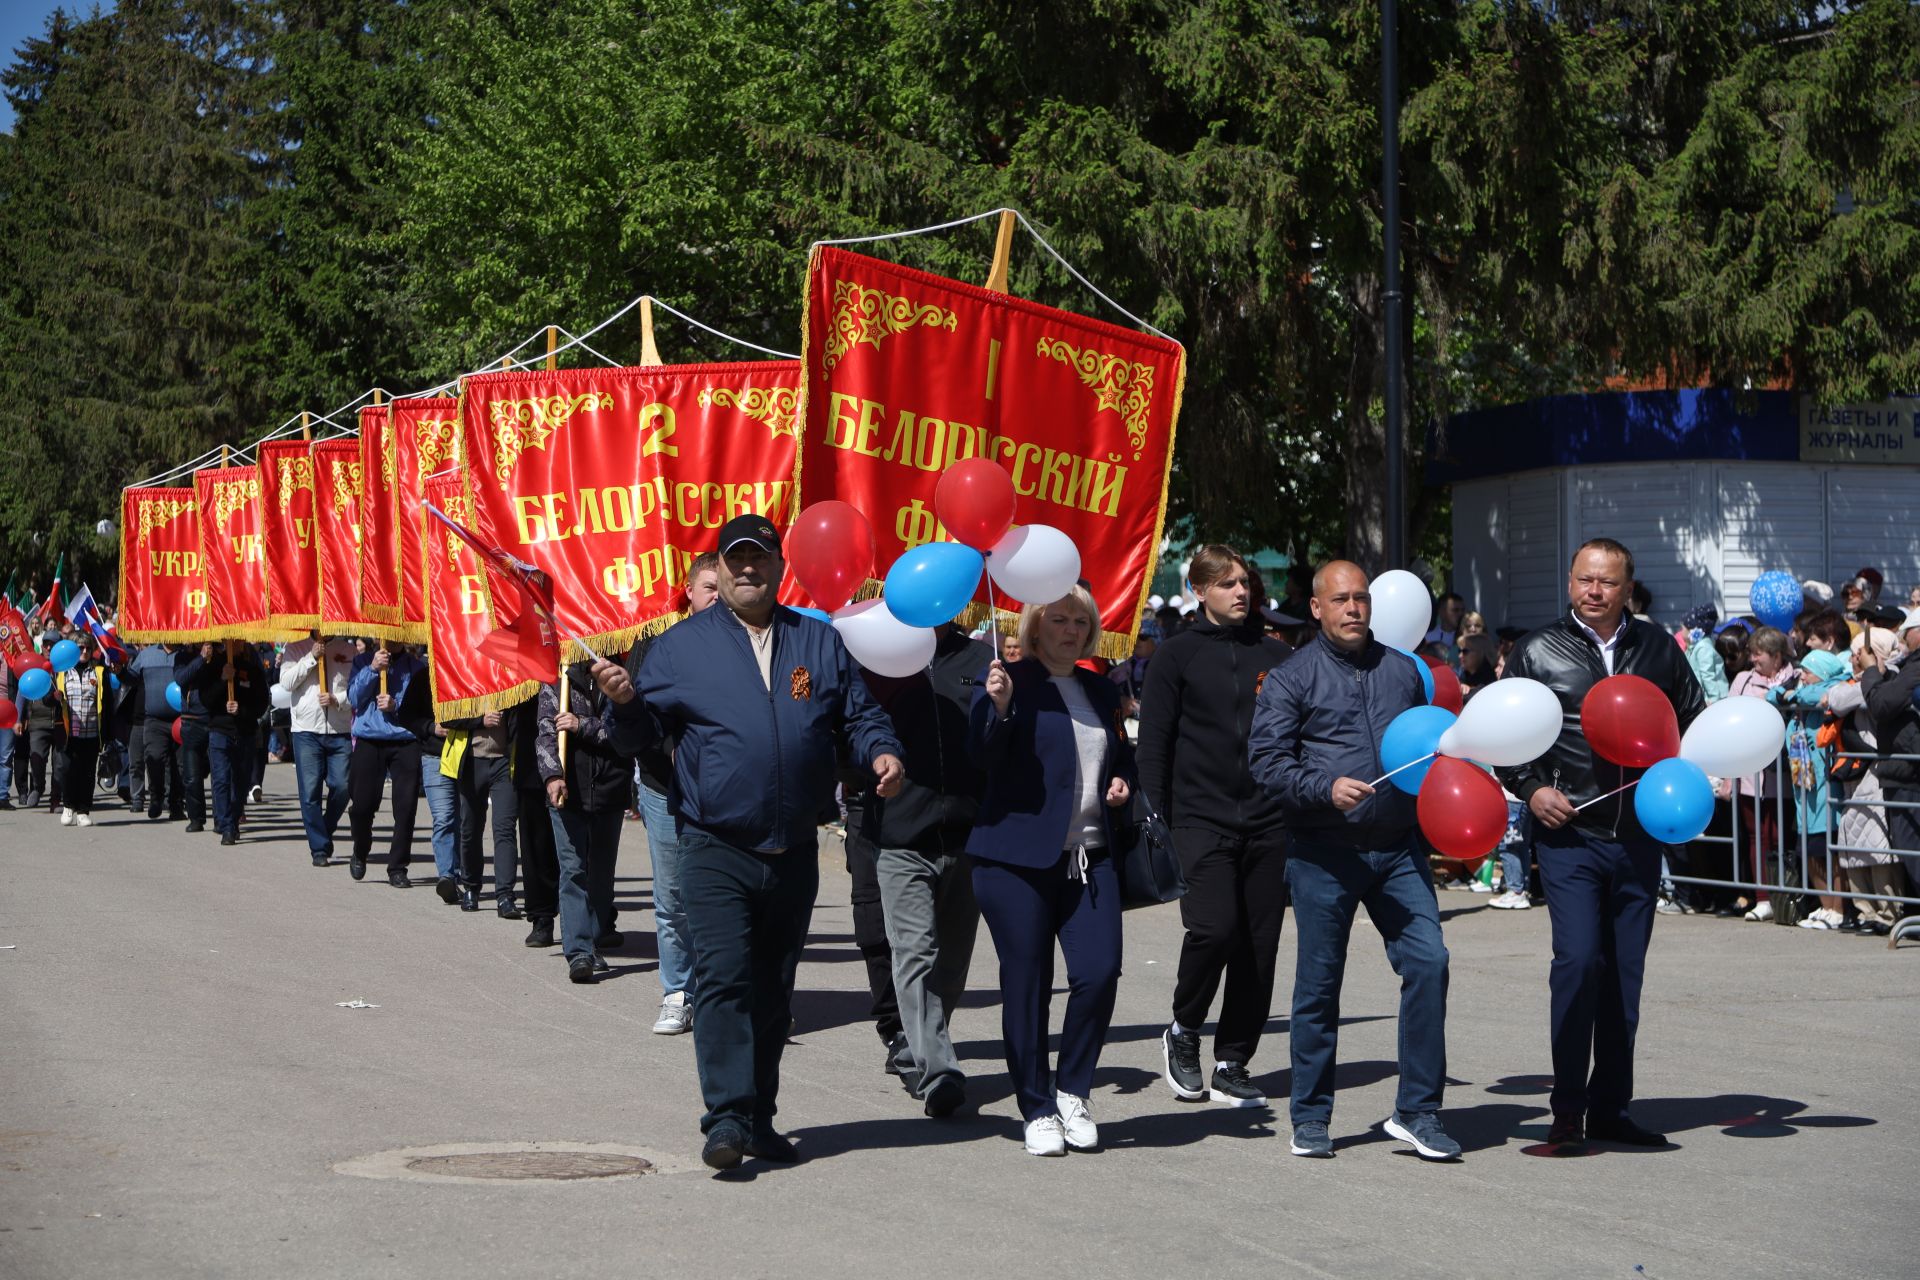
[1247,561,1457,1162]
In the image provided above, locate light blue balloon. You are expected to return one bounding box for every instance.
[166,680,184,713]
[1380,705,1456,794]
[1394,647,1435,704]
[1750,570,1801,632]
[1635,757,1715,844]
[790,606,832,624]
[884,542,985,629]
[48,639,80,673]
[109,673,121,690]
[19,667,52,700]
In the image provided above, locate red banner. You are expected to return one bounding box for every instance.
[458,361,801,657]
[258,440,320,631]
[193,466,281,639]
[422,468,538,718]
[357,403,403,630]
[118,486,209,642]
[389,396,461,642]
[800,246,1183,658]
[314,440,377,635]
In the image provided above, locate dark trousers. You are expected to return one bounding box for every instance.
[1534,824,1661,1124]
[517,785,559,919]
[550,805,620,959]
[141,718,182,817]
[1171,824,1290,1064]
[207,728,252,837]
[27,723,65,807]
[680,827,819,1136]
[844,828,903,1044]
[249,722,268,789]
[1285,840,1449,1125]
[348,738,421,868]
[61,736,101,815]
[457,755,519,898]
[128,720,146,809]
[177,718,210,827]
[973,850,1122,1122]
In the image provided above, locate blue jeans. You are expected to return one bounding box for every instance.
[680,827,817,1136]
[1284,839,1450,1126]
[420,754,460,879]
[207,728,252,837]
[0,725,12,802]
[638,783,695,997]
[1534,825,1662,1124]
[550,806,623,961]
[290,732,350,854]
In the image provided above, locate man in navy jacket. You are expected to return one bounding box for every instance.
[1247,560,1458,1162]
[604,513,903,1171]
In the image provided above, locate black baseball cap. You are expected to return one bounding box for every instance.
[718,513,781,555]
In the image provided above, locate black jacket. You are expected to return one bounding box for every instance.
[1135,617,1294,835]
[624,634,675,794]
[395,665,444,760]
[538,660,633,814]
[1862,659,1920,789]
[183,645,269,738]
[1494,611,1706,839]
[1248,632,1425,850]
[843,628,990,855]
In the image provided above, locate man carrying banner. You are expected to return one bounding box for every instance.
[182,640,269,845]
[603,513,905,1171]
[346,644,427,887]
[280,633,356,865]
[129,643,182,821]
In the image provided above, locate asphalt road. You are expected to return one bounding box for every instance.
[2,767,1914,1279]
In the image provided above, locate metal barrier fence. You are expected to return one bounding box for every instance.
[1661,707,1920,948]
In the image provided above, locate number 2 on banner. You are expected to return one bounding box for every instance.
[639,403,679,458]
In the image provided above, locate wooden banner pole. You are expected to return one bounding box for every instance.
[638,297,662,367]
[985,209,1016,293]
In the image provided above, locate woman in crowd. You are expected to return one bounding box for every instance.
[539,656,631,984]
[1727,627,1795,920]
[1817,623,1909,932]
[969,585,1133,1157]
[1769,611,1851,924]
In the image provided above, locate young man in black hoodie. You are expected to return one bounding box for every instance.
[1137,545,1295,1107]
[181,639,269,844]
[843,622,992,1116]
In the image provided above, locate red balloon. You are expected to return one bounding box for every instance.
[1417,756,1508,862]
[1430,664,1463,714]
[935,458,1017,550]
[1581,674,1680,768]
[0,699,15,731]
[171,718,184,746]
[785,501,875,612]
[8,651,51,676]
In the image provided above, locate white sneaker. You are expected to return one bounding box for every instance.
[58,808,75,827]
[1744,901,1774,923]
[74,813,93,828]
[1796,912,1831,930]
[1023,1114,1067,1157]
[247,785,263,805]
[1489,890,1531,910]
[1469,879,1494,893]
[652,992,692,1035]
[1055,1092,1097,1151]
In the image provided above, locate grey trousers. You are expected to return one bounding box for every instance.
[875,845,980,1093]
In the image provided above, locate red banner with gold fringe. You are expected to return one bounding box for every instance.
[358,403,403,629]
[258,440,320,632]
[457,361,801,659]
[193,466,283,640]
[314,440,379,635]
[118,485,208,643]
[388,396,460,642]
[421,468,539,718]
[799,245,1183,659]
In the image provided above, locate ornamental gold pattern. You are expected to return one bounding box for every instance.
[698,385,801,438]
[822,280,957,371]
[416,419,461,480]
[329,459,363,518]
[377,420,397,491]
[440,492,475,575]
[137,496,196,545]
[275,457,314,513]
[211,477,259,528]
[488,392,613,489]
[1034,336,1157,460]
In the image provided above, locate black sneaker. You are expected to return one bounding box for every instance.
[460,885,480,912]
[1385,1111,1462,1161]
[184,821,205,834]
[349,852,366,881]
[310,852,329,867]
[702,1121,747,1171]
[387,869,411,889]
[1208,1062,1267,1107]
[496,896,524,920]
[0,799,15,811]
[745,1129,799,1163]
[1290,1120,1333,1158]
[435,876,460,905]
[1162,1026,1205,1101]
[524,918,556,948]
[568,955,597,984]
[922,1074,966,1118]
[883,1031,911,1077]
[591,955,610,973]
[595,930,623,949]
[219,831,238,846]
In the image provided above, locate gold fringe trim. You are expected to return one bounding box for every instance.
[1123,340,1185,664]
[354,620,415,644]
[268,612,321,632]
[205,622,312,644]
[561,611,686,664]
[363,601,403,627]
[118,626,211,644]
[427,670,539,723]
[795,247,819,509]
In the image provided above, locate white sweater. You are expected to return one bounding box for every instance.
[279,637,357,735]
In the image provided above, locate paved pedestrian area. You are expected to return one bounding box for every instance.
[1,769,1913,1279]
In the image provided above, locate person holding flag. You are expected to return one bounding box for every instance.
[55,634,114,828]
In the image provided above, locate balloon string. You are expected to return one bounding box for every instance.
[1369,752,1434,789]
[983,553,1001,658]
[1573,779,1638,812]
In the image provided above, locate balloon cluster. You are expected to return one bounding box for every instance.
[785,459,1083,676]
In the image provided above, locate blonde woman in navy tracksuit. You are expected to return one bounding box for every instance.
[969,585,1134,1157]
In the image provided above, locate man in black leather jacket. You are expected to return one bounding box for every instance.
[1496,539,1705,1151]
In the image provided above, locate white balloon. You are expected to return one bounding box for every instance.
[1678,697,1787,780]
[1367,569,1430,652]
[1436,677,1564,767]
[987,524,1082,605]
[831,599,936,677]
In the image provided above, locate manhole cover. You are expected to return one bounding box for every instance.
[406,1151,652,1180]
